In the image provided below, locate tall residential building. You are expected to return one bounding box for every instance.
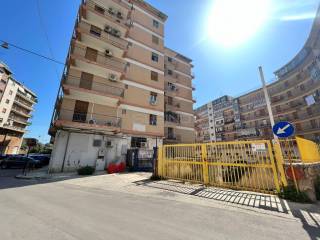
[49,0,195,172]
[195,6,320,143]
[164,48,195,144]
[0,62,37,154]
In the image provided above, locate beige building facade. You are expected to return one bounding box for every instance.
[49,0,195,172]
[0,62,37,154]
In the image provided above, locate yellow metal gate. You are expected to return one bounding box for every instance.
[157,141,283,194]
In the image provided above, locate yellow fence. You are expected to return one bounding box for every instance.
[158,141,284,194]
[279,137,320,163]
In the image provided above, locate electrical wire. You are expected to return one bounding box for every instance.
[0,39,64,65]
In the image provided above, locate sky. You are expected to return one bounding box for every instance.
[0,0,318,143]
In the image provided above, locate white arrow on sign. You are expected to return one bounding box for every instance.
[277,124,291,134]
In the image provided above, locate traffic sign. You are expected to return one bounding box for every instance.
[272,121,295,138]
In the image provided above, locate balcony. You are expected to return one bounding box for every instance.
[70,44,126,74]
[16,91,37,104]
[2,123,26,133]
[63,75,124,99]
[271,79,320,106]
[165,101,180,112]
[77,21,129,50]
[84,0,129,29]
[13,98,33,111]
[11,107,31,118]
[8,115,29,126]
[54,109,121,132]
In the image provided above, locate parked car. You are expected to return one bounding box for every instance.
[29,154,50,166]
[0,155,42,169]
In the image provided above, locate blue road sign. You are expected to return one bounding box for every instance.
[272,121,295,138]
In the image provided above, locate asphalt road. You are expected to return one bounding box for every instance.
[0,170,318,240]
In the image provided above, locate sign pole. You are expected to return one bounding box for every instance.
[259,66,278,140]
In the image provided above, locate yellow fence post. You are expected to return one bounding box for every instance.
[157,146,163,177]
[272,140,288,187]
[267,141,281,193]
[201,144,209,185]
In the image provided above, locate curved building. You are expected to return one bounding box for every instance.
[196,7,320,142]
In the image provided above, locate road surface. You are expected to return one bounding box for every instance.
[0,170,318,240]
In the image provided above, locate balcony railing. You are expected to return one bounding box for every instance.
[71,45,126,73]
[17,91,37,103]
[166,134,182,141]
[14,99,33,111]
[11,107,31,118]
[2,123,26,133]
[85,0,128,27]
[271,79,320,106]
[56,109,121,128]
[8,115,29,125]
[77,21,128,50]
[64,75,124,97]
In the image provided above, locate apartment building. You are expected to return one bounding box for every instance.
[49,0,195,172]
[195,6,320,142]
[195,96,234,142]
[0,62,37,154]
[164,48,195,144]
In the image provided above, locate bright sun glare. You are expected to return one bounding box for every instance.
[207,0,271,47]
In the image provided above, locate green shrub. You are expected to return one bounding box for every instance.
[315,176,320,201]
[279,185,312,203]
[77,166,95,175]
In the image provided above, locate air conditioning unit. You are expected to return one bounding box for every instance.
[105,120,113,126]
[104,25,112,33]
[105,49,113,57]
[117,11,123,19]
[88,119,96,124]
[140,142,147,148]
[108,7,116,15]
[108,73,118,82]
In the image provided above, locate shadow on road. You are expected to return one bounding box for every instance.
[135,179,320,240]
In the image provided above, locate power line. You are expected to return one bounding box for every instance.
[35,0,62,79]
[0,39,65,65]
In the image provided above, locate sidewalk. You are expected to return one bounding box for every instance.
[15,167,107,180]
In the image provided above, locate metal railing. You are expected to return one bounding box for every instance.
[158,140,283,194]
[64,75,124,97]
[71,44,126,73]
[77,21,128,50]
[85,0,127,26]
[11,107,31,117]
[56,108,121,128]
[17,91,37,103]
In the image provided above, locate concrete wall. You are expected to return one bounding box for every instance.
[49,130,129,173]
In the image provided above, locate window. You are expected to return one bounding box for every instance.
[149,114,157,125]
[151,71,158,81]
[287,91,292,97]
[2,108,6,113]
[150,92,157,104]
[167,69,173,75]
[0,118,2,123]
[131,137,147,148]
[168,57,173,63]
[152,35,159,45]
[151,52,159,62]
[153,19,159,28]
[307,107,313,115]
[122,109,126,115]
[310,119,317,128]
[5,99,9,104]
[93,139,102,147]
[300,84,305,91]
[9,90,13,95]
[90,25,102,37]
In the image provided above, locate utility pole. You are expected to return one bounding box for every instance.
[259,66,278,140]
